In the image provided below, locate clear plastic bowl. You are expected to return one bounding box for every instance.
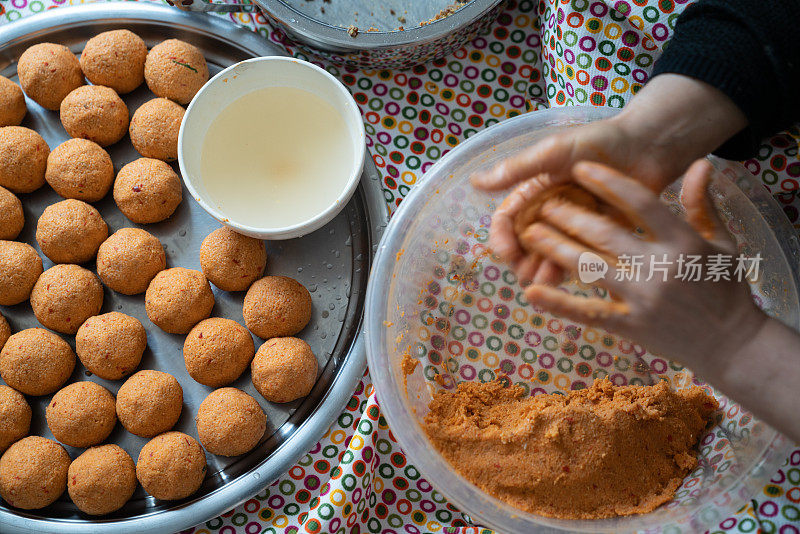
[365,106,798,533]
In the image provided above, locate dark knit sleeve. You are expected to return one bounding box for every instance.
[651,0,800,160]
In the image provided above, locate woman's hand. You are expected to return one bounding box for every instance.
[522,159,800,443]
[520,159,766,376]
[473,74,748,286]
[471,117,678,286]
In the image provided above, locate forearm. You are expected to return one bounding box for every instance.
[610,73,747,179]
[700,316,800,444]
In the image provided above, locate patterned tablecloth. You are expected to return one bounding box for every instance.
[2,0,800,532]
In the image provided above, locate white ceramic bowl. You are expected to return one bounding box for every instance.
[178,56,366,240]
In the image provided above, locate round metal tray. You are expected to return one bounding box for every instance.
[261,0,505,69]
[0,4,387,533]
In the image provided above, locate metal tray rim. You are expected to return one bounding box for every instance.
[0,4,388,533]
[259,0,503,51]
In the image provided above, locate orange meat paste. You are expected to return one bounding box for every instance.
[422,377,718,519]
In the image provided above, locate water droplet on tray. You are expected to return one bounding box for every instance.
[309,284,318,293]
[179,229,186,237]
[321,310,329,318]
[297,267,303,273]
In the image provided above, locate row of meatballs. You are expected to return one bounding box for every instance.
[0,29,320,517]
[0,228,319,515]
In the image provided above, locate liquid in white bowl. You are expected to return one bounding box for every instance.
[200,86,356,229]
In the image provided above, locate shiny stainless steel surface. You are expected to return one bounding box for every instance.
[165,0,505,69]
[261,0,505,68]
[0,4,388,533]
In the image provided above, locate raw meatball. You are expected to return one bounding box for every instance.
[17,43,83,110]
[243,276,313,339]
[30,264,103,334]
[46,381,116,448]
[196,388,266,456]
[0,126,49,194]
[68,444,136,516]
[200,227,267,292]
[136,432,206,500]
[80,30,147,94]
[129,98,185,161]
[145,268,214,334]
[0,436,70,509]
[116,370,182,438]
[0,241,43,306]
[45,138,114,202]
[96,227,165,295]
[0,328,75,396]
[0,76,26,127]
[36,199,108,264]
[60,85,129,147]
[0,314,9,352]
[183,318,255,387]
[76,312,146,380]
[0,186,24,240]
[251,337,318,403]
[0,385,31,454]
[144,39,209,105]
[113,158,182,224]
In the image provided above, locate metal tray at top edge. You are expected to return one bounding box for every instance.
[0,4,388,533]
